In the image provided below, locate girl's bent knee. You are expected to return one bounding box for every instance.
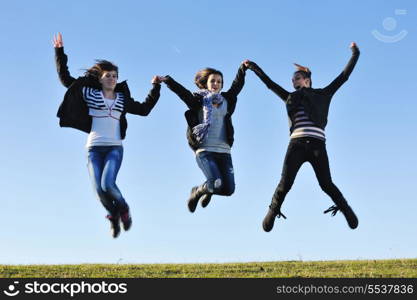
[223,186,235,196]
[101,183,117,194]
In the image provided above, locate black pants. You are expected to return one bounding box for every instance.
[271,137,344,211]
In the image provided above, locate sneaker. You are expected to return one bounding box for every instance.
[106,214,121,238]
[262,207,286,232]
[120,209,132,231]
[200,193,212,208]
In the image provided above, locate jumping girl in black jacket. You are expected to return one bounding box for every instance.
[245,42,360,232]
[53,33,161,238]
[155,62,247,212]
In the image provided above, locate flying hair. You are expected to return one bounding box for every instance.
[293,63,311,76]
[293,63,312,87]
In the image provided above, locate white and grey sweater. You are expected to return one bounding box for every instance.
[83,87,125,147]
[196,101,231,154]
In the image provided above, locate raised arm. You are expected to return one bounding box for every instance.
[158,75,201,110]
[322,42,360,96]
[245,60,290,101]
[53,33,76,88]
[124,77,161,116]
[223,62,247,99]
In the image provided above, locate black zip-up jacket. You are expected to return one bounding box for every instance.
[55,47,161,139]
[248,47,360,131]
[164,65,247,151]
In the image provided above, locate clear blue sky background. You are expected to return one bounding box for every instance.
[1,0,416,264]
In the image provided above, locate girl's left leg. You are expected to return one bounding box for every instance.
[102,146,132,231]
[308,141,358,229]
[87,147,118,216]
[87,146,120,238]
[214,153,235,196]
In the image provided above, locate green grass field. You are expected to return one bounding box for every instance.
[1,259,416,278]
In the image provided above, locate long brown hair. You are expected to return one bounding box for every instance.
[194,68,223,89]
[85,60,119,79]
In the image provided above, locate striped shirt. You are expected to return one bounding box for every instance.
[82,87,125,147]
[290,105,326,141]
[82,87,125,119]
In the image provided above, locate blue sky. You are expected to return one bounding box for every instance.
[1,0,416,264]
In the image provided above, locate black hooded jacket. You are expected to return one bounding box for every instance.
[163,65,247,151]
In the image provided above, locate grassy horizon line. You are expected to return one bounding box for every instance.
[1,258,416,278]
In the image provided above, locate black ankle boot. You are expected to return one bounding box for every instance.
[324,197,358,229]
[262,204,286,232]
[200,193,212,208]
[188,184,208,213]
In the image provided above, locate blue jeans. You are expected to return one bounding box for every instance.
[196,151,235,196]
[87,146,128,216]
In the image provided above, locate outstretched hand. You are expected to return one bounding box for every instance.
[242,59,256,70]
[53,33,64,48]
[350,42,358,50]
[152,76,167,84]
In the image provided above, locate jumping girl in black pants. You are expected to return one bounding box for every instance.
[245,42,360,232]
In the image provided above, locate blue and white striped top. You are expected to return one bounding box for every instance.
[82,87,125,119]
[82,87,125,147]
